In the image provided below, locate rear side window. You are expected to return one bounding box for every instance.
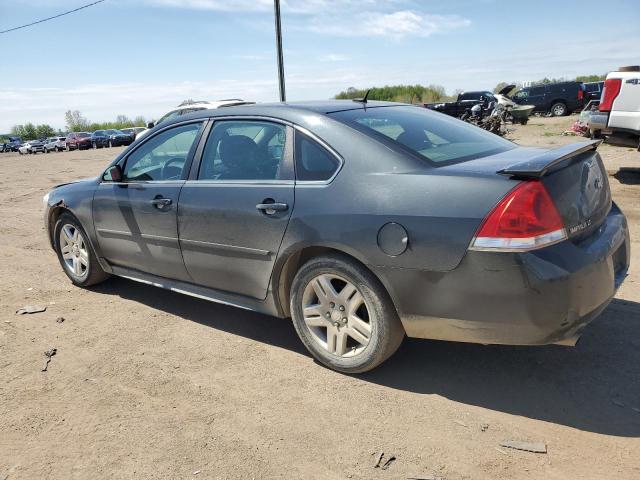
[198,120,287,181]
[295,133,339,181]
[330,106,514,165]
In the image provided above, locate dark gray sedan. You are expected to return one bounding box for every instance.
[43,101,630,373]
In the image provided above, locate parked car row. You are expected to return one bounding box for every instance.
[427,80,606,119]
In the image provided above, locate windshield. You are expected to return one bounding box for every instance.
[330,106,514,165]
[78,132,90,138]
[106,129,122,135]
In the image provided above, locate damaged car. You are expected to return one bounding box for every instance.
[43,101,630,373]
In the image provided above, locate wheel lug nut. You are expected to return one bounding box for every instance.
[342,318,347,323]
[333,322,339,327]
[330,302,335,308]
[339,305,345,312]
[325,312,331,318]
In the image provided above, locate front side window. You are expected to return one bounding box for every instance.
[123,122,202,181]
[198,120,286,181]
[330,106,514,165]
[295,133,339,181]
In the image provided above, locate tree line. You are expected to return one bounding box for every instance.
[335,85,453,104]
[2,110,147,142]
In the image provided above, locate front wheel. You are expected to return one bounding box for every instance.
[290,254,404,373]
[54,213,110,287]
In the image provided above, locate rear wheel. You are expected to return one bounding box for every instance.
[290,254,404,373]
[54,213,109,287]
[551,102,568,116]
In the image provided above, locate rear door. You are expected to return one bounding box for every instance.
[93,121,205,281]
[178,118,294,300]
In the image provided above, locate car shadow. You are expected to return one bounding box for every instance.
[613,167,640,185]
[94,278,640,437]
[93,277,308,355]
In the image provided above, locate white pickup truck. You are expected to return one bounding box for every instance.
[589,66,640,149]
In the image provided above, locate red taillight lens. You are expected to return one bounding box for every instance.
[578,89,584,100]
[470,181,567,251]
[599,78,622,112]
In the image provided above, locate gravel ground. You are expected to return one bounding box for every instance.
[1,116,639,480]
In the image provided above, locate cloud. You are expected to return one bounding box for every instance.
[141,0,471,39]
[319,53,349,62]
[0,72,365,131]
[309,11,470,38]
[143,0,274,12]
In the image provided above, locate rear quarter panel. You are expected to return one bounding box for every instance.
[279,118,520,273]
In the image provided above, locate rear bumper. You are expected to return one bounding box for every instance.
[589,111,611,134]
[374,204,630,345]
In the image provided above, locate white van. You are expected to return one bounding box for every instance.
[589,66,640,148]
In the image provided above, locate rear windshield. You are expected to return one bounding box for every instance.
[329,106,514,165]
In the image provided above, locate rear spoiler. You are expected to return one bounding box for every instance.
[497,140,602,178]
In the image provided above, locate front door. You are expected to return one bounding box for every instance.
[93,121,205,281]
[178,119,294,300]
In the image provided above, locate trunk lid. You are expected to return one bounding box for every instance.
[437,141,611,242]
[496,141,611,240]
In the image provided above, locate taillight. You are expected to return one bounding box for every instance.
[578,89,584,100]
[599,78,622,112]
[470,181,567,252]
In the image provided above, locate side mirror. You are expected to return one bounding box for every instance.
[104,164,123,182]
[147,121,155,129]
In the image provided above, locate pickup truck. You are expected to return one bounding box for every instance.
[589,66,640,148]
[425,85,517,118]
[426,90,497,117]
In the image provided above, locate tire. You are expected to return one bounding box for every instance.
[290,254,404,373]
[92,142,97,149]
[520,118,528,125]
[550,102,568,117]
[54,212,109,287]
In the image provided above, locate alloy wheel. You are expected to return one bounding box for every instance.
[59,224,89,279]
[301,273,372,357]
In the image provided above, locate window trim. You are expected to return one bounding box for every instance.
[187,116,295,184]
[101,118,208,184]
[293,126,344,184]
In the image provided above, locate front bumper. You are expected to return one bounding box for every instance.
[374,204,630,345]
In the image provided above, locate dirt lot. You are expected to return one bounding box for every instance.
[1,116,639,480]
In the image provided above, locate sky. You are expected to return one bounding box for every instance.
[0,0,639,132]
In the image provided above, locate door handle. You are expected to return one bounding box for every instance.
[256,201,288,215]
[151,197,173,209]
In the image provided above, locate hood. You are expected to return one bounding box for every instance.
[498,84,516,96]
[53,176,99,189]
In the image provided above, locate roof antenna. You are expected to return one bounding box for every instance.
[353,89,370,104]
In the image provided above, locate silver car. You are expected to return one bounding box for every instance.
[44,137,67,153]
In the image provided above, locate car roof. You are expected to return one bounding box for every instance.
[163,100,409,124]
